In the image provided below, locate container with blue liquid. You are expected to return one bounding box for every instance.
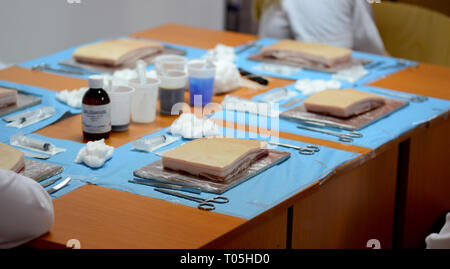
[188,60,216,107]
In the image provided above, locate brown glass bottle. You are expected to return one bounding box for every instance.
[82,75,111,140]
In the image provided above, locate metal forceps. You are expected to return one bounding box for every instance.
[370,89,428,103]
[268,141,320,155]
[297,125,363,143]
[155,188,229,211]
[32,63,87,76]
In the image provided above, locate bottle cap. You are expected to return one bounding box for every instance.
[88,75,104,89]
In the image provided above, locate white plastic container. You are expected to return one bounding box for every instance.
[153,55,188,74]
[129,77,160,123]
[109,85,135,132]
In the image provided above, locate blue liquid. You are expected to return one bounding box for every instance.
[189,77,214,106]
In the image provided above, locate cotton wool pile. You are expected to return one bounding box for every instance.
[204,44,241,94]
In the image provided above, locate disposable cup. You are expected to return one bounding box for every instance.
[159,70,187,115]
[129,77,160,123]
[188,59,216,107]
[153,55,187,75]
[109,85,135,132]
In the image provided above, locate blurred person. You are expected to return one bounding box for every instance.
[0,169,54,248]
[254,0,388,55]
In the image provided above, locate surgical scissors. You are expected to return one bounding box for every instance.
[297,125,363,143]
[155,188,229,211]
[268,141,320,155]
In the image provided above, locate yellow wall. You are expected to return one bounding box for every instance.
[395,0,450,17]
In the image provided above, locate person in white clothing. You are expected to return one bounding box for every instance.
[257,0,387,55]
[0,169,54,249]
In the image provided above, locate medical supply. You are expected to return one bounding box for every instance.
[6,106,55,128]
[10,132,66,155]
[23,151,50,160]
[268,141,320,155]
[128,179,202,195]
[153,54,187,74]
[109,85,135,132]
[159,70,187,115]
[221,95,280,118]
[260,39,352,67]
[82,75,111,140]
[73,39,163,66]
[281,97,303,108]
[40,176,62,188]
[294,79,341,96]
[162,138,268,182]
[47,177,71,194]
[129,77,160,123]
[169,113,219,139]
[32,63,87,76]
[238,68,268,86]
[205,44,236,63]
[297,125,363,143]
[332,65,369,83]
[74,139,114,168]
[303,89,385,118]
[213,60,241,94]
[0,88,18,108]
[188,60,215,107]
[136,59,147,85]
[56,87,88,108]
[104,69,158,84]
[369,89,428,103]
[235,41,262,54]
[0,142,25,172]
[134,149,290,194]
[203,44,240,95]
[155,188,229,211]
[259,88,297,103]
[253,63,302,76]
[131,134,180,153]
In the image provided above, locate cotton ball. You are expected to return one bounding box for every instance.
[294,79,341,96]
[170,113,219,138]
[75,139,114,168]
[213,60,240,94]
[205,44,236,63]
[56,87,88,108]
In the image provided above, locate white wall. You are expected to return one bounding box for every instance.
[0,0,225,64]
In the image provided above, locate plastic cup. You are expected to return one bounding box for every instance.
[109,85,135,132]
[129,77,160,123]
[153,55,187,75]
[159,70,187,115]
[188,59,216,107]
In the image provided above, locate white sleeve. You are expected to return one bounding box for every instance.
[0,169,54,249]
[258,2,294,40]
[352,0,386,54]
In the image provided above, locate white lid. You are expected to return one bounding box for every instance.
[88,75,104,89]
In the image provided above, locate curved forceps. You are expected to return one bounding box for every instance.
[155,188,229,211]
[268,141,320,155]
[297,125,363,143]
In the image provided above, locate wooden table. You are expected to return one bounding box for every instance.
[0,24,448,249]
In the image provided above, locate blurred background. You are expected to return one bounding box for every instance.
[0,0,449,67]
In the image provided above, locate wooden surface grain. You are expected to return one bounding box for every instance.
[398,115,450,248]
[29,185,246,249]
[370,63,450,100]
[291,147,399,249]
[131,23,258,49]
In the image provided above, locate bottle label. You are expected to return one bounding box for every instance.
[82,104,111,134]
